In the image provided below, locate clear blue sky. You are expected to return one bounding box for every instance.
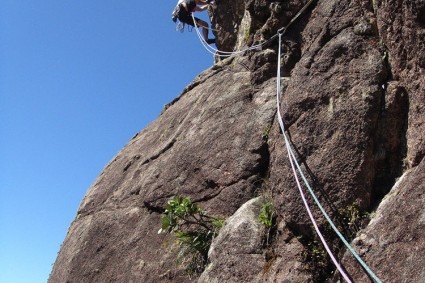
[0,1,214,282]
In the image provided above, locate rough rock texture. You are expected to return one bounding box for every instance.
[199,197,267,283]
[49,56,278,283]
[50,0,424,282]
[269,0,388,229]
[341,159,425,283]
[375,0,425,168]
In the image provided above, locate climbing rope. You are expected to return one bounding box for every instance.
[275,34,383,283]
[192,0,316,57]
[192,13,275,57]
[190,1,383,281]
[275,33,352,283]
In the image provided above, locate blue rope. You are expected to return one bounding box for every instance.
[275,33,382,283]
[276,35,353,283]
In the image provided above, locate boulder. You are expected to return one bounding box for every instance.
[199,197,266,283]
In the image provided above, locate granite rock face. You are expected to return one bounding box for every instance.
[50,0,424,282]
[375,0,425,168]
[198,197,267,283]
[49,56,278,283]
[341,159,425,283]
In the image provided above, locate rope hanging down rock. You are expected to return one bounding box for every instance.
[274,31,383,283]
[275,33,352,283]
[193,0,383,281]
[193,0,316,57]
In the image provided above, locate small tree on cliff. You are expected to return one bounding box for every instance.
[158,195,223,276]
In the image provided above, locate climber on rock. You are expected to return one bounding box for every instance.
[172,0,216,44]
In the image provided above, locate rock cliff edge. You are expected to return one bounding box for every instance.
[49,0,424,282]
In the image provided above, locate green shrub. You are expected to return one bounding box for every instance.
[159,196,222,276]
[258,200,275,245]
[258,201,274,229]
[338,201,370,236]
[301,238,330,281]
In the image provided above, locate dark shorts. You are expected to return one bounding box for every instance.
[178,8,200,27]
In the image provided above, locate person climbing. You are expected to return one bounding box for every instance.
[172,0,216,44]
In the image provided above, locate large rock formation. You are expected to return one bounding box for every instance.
[342,159,425,283]
[49,0,424,282]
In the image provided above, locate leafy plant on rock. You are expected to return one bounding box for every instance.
[301,238,330,281]
[158,196,223,277]
[258,200,275,245]
[338,201,370,239]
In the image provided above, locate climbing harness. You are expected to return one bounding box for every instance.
[192,0,384,281]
